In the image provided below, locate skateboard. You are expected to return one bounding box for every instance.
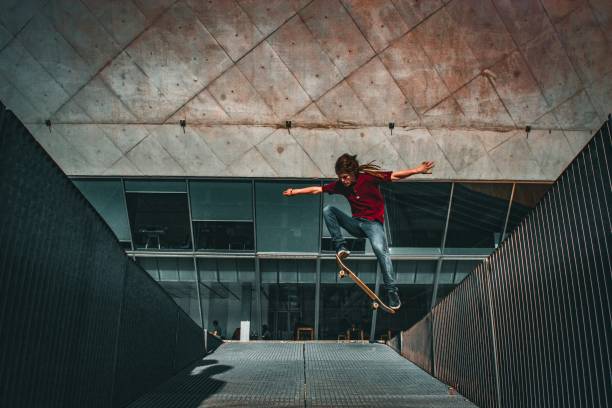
[335,255,396,314]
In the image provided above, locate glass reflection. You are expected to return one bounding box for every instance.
[318,284,373,340]
[200,282,257,340]
[255,181,320,252]
[126,192,192,250]
[382,182,451,248]
[260,284,315,340]
[189,180,252,221]
[197,258,258,339]
[72,177,505,342]
[445,183,512,253]
[193,221,254,251]
[374,284,433,341]
[506,183,552,236]
[72,178,131,244]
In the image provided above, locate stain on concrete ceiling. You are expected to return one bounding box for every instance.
[0,0,610,179]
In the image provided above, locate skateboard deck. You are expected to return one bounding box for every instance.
[336,255,396,314]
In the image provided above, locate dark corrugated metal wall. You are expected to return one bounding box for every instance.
[433,263,499,408]
[401,315,433,374]
[402,119,611,408]
[0,103,205,407]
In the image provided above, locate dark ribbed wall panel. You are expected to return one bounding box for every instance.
[401,119,611,408]
[0,107,123,407]
[64,222,128,407]
[432,263,497,408]
[401,315,432,373]
[0,104,205,408]
[176,310,206,369]
[387,334,401,354]
[113,262,179,407]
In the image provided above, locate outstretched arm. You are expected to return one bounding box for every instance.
[391,161,435,181]
[282,186,323,196]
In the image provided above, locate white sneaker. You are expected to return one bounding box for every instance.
[337,248,351,259]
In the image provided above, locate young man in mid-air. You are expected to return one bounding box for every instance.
[283,154,434,310]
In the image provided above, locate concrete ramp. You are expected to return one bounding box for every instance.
[127,342,476,407]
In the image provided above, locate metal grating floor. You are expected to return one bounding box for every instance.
[127,342,477,408]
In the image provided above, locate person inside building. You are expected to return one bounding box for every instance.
[261,324,272,340]
[211,320,223,338]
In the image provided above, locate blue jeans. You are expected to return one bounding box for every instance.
[323,205,397,293]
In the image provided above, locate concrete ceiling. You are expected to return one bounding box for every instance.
[0,0,610,180]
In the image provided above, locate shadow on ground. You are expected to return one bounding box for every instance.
[126,357,232,408]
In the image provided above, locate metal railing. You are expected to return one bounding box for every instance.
[402,117,611,408]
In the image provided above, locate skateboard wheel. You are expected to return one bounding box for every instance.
[338,270,345,278]
[372,302,379,309]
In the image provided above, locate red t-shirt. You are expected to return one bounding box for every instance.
[322,171,392,223]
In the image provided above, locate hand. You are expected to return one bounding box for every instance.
[282,188,294,196]
[417,161,435,174]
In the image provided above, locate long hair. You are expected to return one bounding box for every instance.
[334,153,386,179]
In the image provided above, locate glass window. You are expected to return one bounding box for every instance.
[189,180,252,220]
[197,258,259,338]
[197,258,217,282]
[260,283,315,340]
[320,259,377,284]
[347,259,377,284]
[217,258,239,283]
[297,260,316,284]
[506,183,552,237]
[190,180,254,252]
[452,259,481,284]
[394,260,416,284]
[438,259,456,285]
[437,259,481,285]
[382,182,451,248]
[193,221,254,251]
[72,179,131,245]
[159,280,200,326]
[373,284,433,340]
[137,257,159,280]
[162,257,195,281]
[258,259,315,284]
[319,284,373,340]
[321,259,339,284]
[321,237,366,252]
[255,181,320,252]
[199,284,213,334]
[236,258,255,283]
[196,258,255,283]
[125,179,186,193]
[429,259,482,307]
[414,260,437,284]
[278,259,314,284]
[201,282,258,340]
[136,257,196,282]
[126,192,192,250]
[260,259,278,284]
[319,258,379,340]
[444,183,513,254]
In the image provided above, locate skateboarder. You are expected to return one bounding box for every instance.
[283,154,434,310]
